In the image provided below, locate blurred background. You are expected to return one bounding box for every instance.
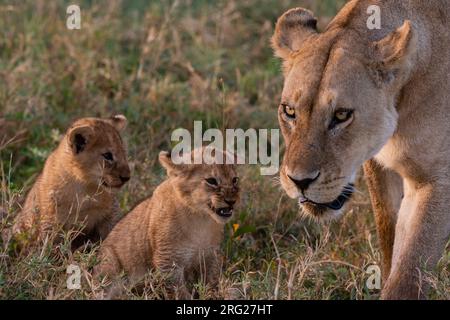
[0,0,448,299]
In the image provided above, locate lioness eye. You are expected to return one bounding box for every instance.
[205,178,218,186]
[102,152,114,161]
[232,177,239,185]
[282,104,296,119]
[329,109,354,129]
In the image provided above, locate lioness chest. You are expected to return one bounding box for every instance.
[375,137,404,171]
[375,131,447,183]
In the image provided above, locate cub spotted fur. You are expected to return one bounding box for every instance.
[95,148,239,299]
[11,115,130,250]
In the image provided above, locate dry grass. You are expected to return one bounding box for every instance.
[0,0,448,300]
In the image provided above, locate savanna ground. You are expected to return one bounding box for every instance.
[0,0,448,300]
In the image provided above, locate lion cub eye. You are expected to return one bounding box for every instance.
[205,178,218,187]
[282,104,296,119]
[329,109,354,130]
[102,152,114,161]
[232,177,239,186]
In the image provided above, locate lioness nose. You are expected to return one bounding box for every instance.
[287,171,320,191]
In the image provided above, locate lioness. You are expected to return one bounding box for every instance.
[272,1,450,299]
[11,115,130,250]
[95,148,240,299]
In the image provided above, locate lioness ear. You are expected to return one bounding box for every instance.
[107,114,127,132]
[371,21,417,84]
[271,7,318,60]
[67,125,95,154]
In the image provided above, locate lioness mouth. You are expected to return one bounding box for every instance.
[300,183,354,211]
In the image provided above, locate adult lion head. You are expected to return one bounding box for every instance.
[272,5,417,220]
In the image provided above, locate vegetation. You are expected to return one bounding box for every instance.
[0,0,448,299]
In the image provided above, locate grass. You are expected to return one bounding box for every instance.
[0,0,448,300]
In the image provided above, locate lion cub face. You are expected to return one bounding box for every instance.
[159,149,239,224]
[65,115,130,189]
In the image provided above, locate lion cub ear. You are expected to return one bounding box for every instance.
[159,151,186,177]
[370,21,417,85]
[107,114,127,132]
[271,7,318,60]
[67,125,95,154]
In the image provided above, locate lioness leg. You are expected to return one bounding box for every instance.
[382,181,450,299]
[363,159,403,281]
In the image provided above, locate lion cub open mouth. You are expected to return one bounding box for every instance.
[210,205,234,218]
[216,207,233,217]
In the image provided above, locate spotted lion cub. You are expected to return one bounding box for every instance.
[11,115,130,250]
[96,148,240,298]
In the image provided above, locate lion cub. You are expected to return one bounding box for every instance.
[96,148,240,298]
[11,115,130,250]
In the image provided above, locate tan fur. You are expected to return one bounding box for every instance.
[12,115,130,250]
[363,159,402,281]
[95,148,239,299]
[272,1,450,299]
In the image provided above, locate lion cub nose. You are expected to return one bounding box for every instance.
[120,176,130,183]
[287,170,320,191]
[225,199,236,207]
